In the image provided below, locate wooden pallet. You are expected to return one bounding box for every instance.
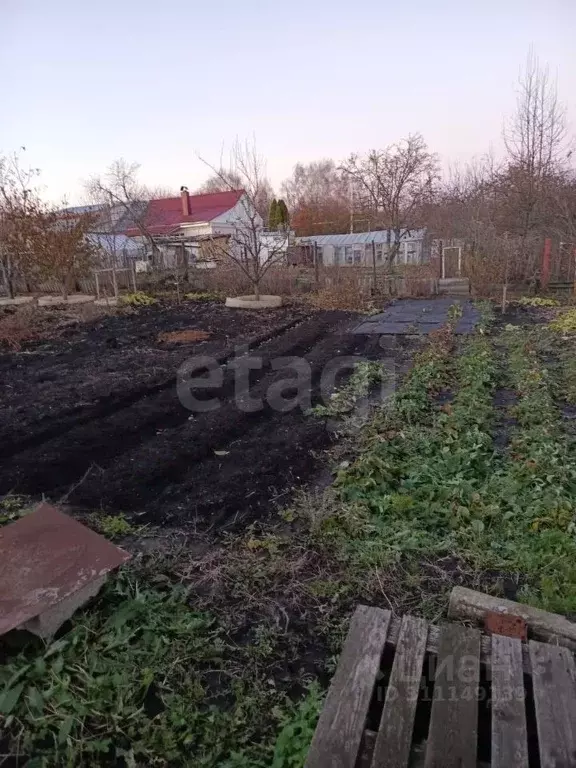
[305,605,576,768]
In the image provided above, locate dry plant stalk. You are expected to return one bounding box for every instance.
[0,306,43,350]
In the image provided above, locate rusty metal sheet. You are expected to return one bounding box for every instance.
[0,503,130,635]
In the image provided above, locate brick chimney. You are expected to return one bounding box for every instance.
[180,186,190,216]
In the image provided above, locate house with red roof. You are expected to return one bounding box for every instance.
[123,187,263,267]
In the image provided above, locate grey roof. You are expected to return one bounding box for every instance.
[87,233,142,255]
[62,204,106,216]
[295,228,426,246]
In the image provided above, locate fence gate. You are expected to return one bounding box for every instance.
[442,246,461,278]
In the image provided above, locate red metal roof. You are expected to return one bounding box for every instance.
[124,189,244,237]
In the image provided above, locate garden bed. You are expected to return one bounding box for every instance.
[0,298,388,529]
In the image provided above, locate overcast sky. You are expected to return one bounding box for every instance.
[1,0,575,204]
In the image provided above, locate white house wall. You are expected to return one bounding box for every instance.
[258,232,291,265]
[211,194,263,233]
[178,223,213,237]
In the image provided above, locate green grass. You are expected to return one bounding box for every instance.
[0,574,325,767]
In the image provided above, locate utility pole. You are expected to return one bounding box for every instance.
[349,177,354,234]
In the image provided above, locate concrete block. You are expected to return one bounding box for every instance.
[0,296,35,306]
[225,294,283,309]
[38,294,95,307]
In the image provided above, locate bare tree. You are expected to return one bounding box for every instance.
[199,140,287,300]
[195,170,243,194]
[280,159,350,235]
[196,168,275,221]
[86,160,172,266]
[503,49,571,251]
[37,209,97,299]
[0,150,44,298]
[341,134,439,264]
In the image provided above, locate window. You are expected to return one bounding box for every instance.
[345,246,353,264]
[376,245,383,262]
[334,246,342,265]
[315,246,323,264]
[353,248,362,264]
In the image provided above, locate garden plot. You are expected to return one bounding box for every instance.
[0,299,400,530]
[4,298,576,767]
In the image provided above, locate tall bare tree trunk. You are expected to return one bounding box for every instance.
[1,259,14,299]
[62,272,69,301]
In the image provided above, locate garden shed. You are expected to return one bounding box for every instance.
[295,229,428,267]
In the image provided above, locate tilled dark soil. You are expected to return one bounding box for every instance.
[0,300,390,530]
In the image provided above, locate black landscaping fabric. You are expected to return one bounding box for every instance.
[352,298,479,335]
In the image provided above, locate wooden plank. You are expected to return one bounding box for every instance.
[386,614,532,675]
[357,729,376,768]
[372,615,428,768]
[424,624,480,768]
[491,634,528,768]
[305,605,391,768]
[529,640,576,768]
[449,586,576,652]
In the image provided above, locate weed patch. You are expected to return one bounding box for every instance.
[0,306,44,350]
[0,574,325,767]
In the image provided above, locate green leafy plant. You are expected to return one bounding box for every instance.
[309,361,387,418]
[518,296,559,307]
[185,291,222,302]
[92,513,135,538]
[0,494,30,526]
[271,684,324,767]
[447,302,463,323]
[120,291,158,307]
[549,308,576,333]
